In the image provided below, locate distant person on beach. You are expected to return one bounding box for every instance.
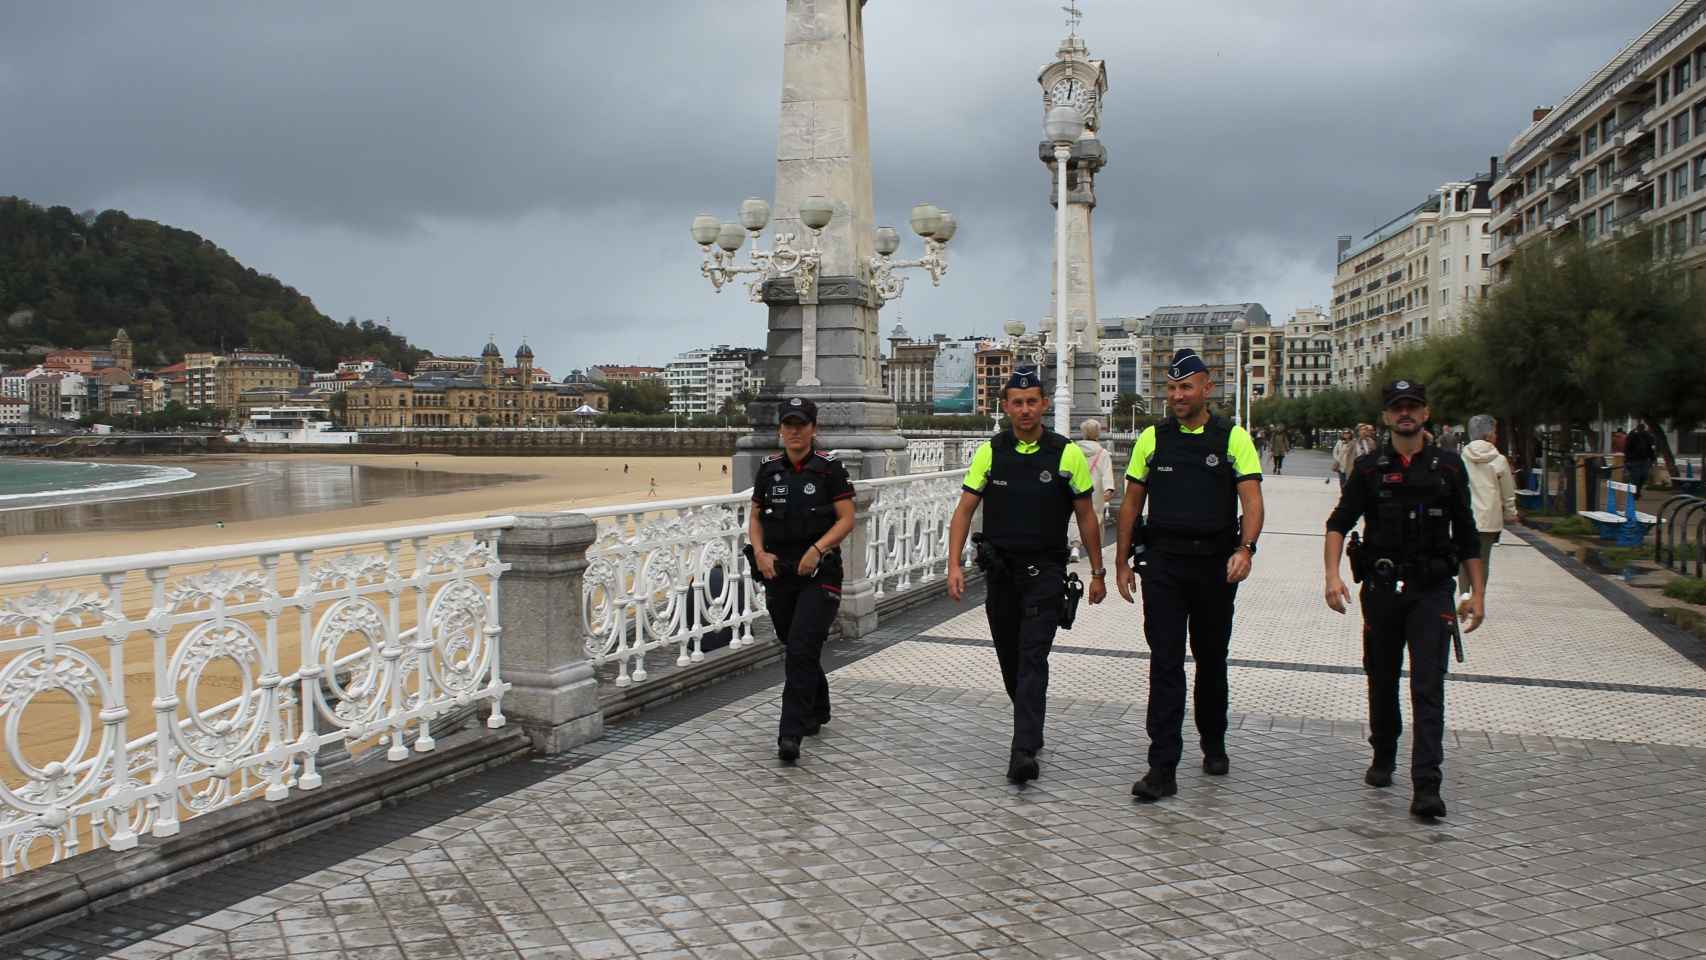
[648,477,658,498]
[624,463,630,475]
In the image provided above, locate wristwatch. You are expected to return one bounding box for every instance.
[1241,541,1258,556]
[1091,567,1107,578]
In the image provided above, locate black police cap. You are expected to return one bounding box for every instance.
[779,396,817,423]
[1167,348,1209,381]
[1382,379,1427,408]
[1005,366,1043,391]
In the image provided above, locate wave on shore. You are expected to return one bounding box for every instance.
[0,460,197,503]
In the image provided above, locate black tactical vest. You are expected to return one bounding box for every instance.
[981,430,1076,555]
[1144,417,1240,540]
[1359,446,1458,574]
[756,452,840,552]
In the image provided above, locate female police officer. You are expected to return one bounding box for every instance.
[748,396,856,765]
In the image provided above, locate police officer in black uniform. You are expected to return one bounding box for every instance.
[1325,380,1485,819]
[946,366,1106,784]
[1116,348,1266,803]
[748,397,856,765]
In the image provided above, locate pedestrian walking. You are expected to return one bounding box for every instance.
[1269,426,1290,475]
[1323,380,1485,819]
[1070,418,1117,563]
[1332,430,1355,489]
[946,366,1106,784]
[1115,348,1265,803]
[624,463,630,475]
[647,477,657,498]
[1460,414,1520,598]
[1625,420,1658,498]
[748,397,856,766]
[1354,422,1379,459]
[1437,425,1460,453]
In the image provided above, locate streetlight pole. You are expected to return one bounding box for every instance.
[1228,317,1248,427]
[1045,105,1085,435]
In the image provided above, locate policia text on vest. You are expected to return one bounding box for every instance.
[945,367,1107,786]
[1115,348,1266,805]
[1324,380,1485,821]
[747,397,857,767]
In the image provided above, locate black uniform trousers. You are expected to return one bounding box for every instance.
[1139,550,1239,769]
[1359,579,1453,785]
[983,555,1064,754]
[764,551,840,739]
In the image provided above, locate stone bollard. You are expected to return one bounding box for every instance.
[837,485,880,639]
[497,513,604,753]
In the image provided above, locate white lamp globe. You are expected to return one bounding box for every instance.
[910,202,943,238]
[799,195,835,231]
[932,211,958,243]
[875,226,901,256]
[691,214,720,247]
[1044,105,1086,145]
[738,197,771,232]
[1004,320,1027,337]
[715,222,746,253]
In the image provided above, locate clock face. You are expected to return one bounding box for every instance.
[1051,77,1085,108]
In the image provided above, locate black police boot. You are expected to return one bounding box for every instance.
[1410,782,1447,819]
[1365,765,1394,788]
[1202,754,1230,776]
[777,737,801,765]
[1131,767,1178,802]
[1007,749,1039,784]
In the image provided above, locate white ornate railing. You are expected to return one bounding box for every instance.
[904,438,979,474]
[0,517,512,877]
[577,492,762,687]
[864,470,975,597]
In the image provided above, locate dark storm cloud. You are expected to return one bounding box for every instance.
[0,1,1680,366]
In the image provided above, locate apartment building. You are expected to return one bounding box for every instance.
[664,346,763,415]
[973,347,1014,415]
[1332,173,1493,389]
[1491,1,1706,276]
[882,324,938,416]
[1134,303,1270,417]
[1281,306,1336,398]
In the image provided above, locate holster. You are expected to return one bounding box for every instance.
[1058,571,1085,630]
[970,532,1012,581]
[1346,532,1366,584]
[742,543,770,585]
[1126,520,1148,571]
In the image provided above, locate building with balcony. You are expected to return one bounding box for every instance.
[1130,303,1270,417]
[882,324,938,416]
[1332,172,1493,389]
[1490,1,1706,276]
[973,346,1014,416]
[1279,306,1335,398]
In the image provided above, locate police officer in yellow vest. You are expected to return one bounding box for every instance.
[1116,348,1265,802]
[947,366,1106,784]
[748,397,857,766]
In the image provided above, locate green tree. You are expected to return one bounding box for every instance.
[606,379,672,414]
[1110,392,1149,430]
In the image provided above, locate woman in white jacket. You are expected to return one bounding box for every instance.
[1459,414,1520,597]
[1070,419,1117,562]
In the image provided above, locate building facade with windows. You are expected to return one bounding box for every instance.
[1281,306,1336,398]
[882,325,938,416]
[1130,303,1269,417]
[1490,1,1706,277]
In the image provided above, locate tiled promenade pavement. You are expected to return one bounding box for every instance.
[41,451,1706,960]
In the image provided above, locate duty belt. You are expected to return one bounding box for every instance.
[1148,530,1238,556]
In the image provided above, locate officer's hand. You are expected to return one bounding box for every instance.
[755,551,779,581]
[1226,548,1252,584]
[1116,565,1136,604]
[796,549,819,577]
[947,564,966,602]
[1458,594,1485,633]
[1325,574,1351,614]
[1087,576,1106,605]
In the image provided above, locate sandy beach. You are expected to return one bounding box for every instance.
[0,452,738,567]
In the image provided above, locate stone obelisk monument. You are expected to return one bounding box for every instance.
[1037,9,1108,429]
[733,0,907,487]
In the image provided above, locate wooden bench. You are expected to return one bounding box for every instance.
[1579,480,1659,545]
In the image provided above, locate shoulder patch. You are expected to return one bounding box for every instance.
[762,453,784,463]
[815,449,837,461]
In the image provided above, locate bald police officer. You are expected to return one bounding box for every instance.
[947,366,1107,783]
[749,397,857,766]
[1116,348,1266,803]
[1324,380,1484,819]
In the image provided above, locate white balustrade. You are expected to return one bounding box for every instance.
[863,469,976,597]
[908,439,946,473]
[577,491,763,687]
[0,516,513,877]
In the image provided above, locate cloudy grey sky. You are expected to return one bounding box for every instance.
[1,1,1677,371]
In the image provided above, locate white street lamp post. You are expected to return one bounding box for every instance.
[1045,105,1085,435]
[1121,316,1142,435]
[1228,317,1248,427]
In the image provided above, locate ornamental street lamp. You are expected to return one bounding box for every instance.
[1045,104,1086,434]
[869,204,958,301]
[691,195,832,301]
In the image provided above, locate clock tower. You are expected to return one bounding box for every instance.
[1038,6,1108,428]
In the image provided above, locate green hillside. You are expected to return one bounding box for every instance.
[0,197,427,372]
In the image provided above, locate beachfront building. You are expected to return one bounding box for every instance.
[1131,303,1270,416]
[1281,306,1336,398]
[587,364,666,385]
[1490,2,1706,279]
[342,339,602,428]
[0,396,29,430]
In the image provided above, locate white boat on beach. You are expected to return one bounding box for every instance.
[232,406,357,445]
